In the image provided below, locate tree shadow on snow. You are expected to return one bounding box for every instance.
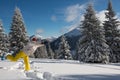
[56,74,120,80]
[110,63,120,66]
[90,64,120,71]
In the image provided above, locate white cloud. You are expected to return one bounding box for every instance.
[61,3,86,33]
[63,3,120,33]
[36,29,44,34]
[63,19,81,32]
[35,29,44,38]
[66,15,84,32]
[96,10,120,30]
[51,15,57,22]
[96,10,107,23]
[65,4,86,22]
[65,10,106,32]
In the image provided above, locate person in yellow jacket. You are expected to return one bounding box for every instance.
[6,37,44,71]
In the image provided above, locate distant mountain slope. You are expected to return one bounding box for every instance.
[30,28,81,59]
[64,28,81,37]
[51,28,81,51]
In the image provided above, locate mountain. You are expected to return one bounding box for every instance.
[51,27,81,54]
[30,28,81,59]
[45,36,57,42]
[30,35,56,42]
[64,27,81,37]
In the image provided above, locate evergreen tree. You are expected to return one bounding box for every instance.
[103,0,120,62]
[0,20,8,56]
[46,41,54,59]
[9,7,29,55]
[58,35,73,60]
[34,45,48,58]
[75,43,79,60]
[78,4,110,63]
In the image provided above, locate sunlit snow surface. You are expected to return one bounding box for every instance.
[0,59,120,80]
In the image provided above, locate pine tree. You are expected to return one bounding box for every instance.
[0,20,8,56]
[46,41,54,59]
[75,43,79,60]
[9,7,29,55]
[78,4,110,63]
[34,45,48,58]
[103,0,120,62]
[58,35,73,60]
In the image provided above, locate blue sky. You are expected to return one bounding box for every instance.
[0,0,120,38]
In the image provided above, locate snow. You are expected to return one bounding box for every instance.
[0,61,27,80]
[0,59,120,80]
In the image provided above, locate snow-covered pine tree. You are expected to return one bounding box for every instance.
[103,0,120,62]
[34,45,48,58]
[78,4,110,63]
[58,35,73,60]
[46,41,54,59]
[9,7,29,55]
[0,20,8,56]
[75,43,79,60]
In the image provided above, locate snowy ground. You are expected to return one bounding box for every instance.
[0,59,120,80]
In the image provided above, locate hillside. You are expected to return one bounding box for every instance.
[51,28,81,51]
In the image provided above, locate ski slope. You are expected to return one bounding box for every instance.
[0,59,120,80]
